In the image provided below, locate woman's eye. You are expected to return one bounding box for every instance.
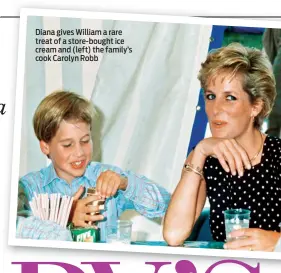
[205,94,215,100]
[81,139,90,144]
[226,95,237,101]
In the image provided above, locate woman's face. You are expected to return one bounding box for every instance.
[205,71,259,139]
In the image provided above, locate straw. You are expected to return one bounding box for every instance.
[29,193,73,227]
[61,196,73,228]
[64,196,74,228]
[54,193,61,223]
[56,195,65,226]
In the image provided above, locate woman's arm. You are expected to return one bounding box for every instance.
[163,146,207,246]
[163,136,252,246]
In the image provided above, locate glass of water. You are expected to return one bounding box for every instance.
[106,220,133,245]
[224,208,251,242]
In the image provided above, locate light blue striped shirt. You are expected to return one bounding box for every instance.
[17,162,171,241]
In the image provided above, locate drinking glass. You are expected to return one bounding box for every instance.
[224,208,251,242]
[106,220,133,245]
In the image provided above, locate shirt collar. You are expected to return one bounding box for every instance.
[42,162,92,187]
[43,163,60,187]
[83,163,92,181]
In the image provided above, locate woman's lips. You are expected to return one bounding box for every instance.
[71,160,86,169]
[212,120,228,129]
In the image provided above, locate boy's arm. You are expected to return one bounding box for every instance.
[16,216,73,241]
[16,180,72,241]
[117,170,171,218]
[94,163,171,218]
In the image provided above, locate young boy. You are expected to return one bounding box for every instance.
[17,90,171,241]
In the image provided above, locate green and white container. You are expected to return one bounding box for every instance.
[71,227,100,242]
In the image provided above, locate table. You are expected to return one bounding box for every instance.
[131,241,224,249]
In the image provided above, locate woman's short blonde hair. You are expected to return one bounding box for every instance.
[198,43,276,129]
[33,90,94,143]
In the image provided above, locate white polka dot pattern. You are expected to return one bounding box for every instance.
[204,135,281,242]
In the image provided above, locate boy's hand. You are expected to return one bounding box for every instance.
[96,170,128,198]
[69,186,104,228]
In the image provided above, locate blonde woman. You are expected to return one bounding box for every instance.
[163,43,281,252]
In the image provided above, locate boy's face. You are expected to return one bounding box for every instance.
[40,120,92,183]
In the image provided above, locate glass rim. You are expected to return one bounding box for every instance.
[107,220,133,228]
[117,220,132,224]
[223,208,251,216]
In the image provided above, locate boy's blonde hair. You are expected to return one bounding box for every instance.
[198,43,276,129]
[33,90,94,143]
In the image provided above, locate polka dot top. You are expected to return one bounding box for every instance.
[203,135,281,242]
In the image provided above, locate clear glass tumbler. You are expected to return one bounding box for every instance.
[106,220,133,245]
[224,208,251,242]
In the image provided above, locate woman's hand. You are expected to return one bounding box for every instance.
[96,170,128,198]
[224,228,281,252]
[70,186,104,228]
[195,137,252,177]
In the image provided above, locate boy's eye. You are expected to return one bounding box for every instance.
[81,139,90,144]
[205,94,215,100]
[226,95,237,101]
[62,143,72,148]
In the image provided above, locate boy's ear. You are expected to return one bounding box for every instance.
[40,140,50,156]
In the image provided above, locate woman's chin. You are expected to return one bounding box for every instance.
[211,130,230,139]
